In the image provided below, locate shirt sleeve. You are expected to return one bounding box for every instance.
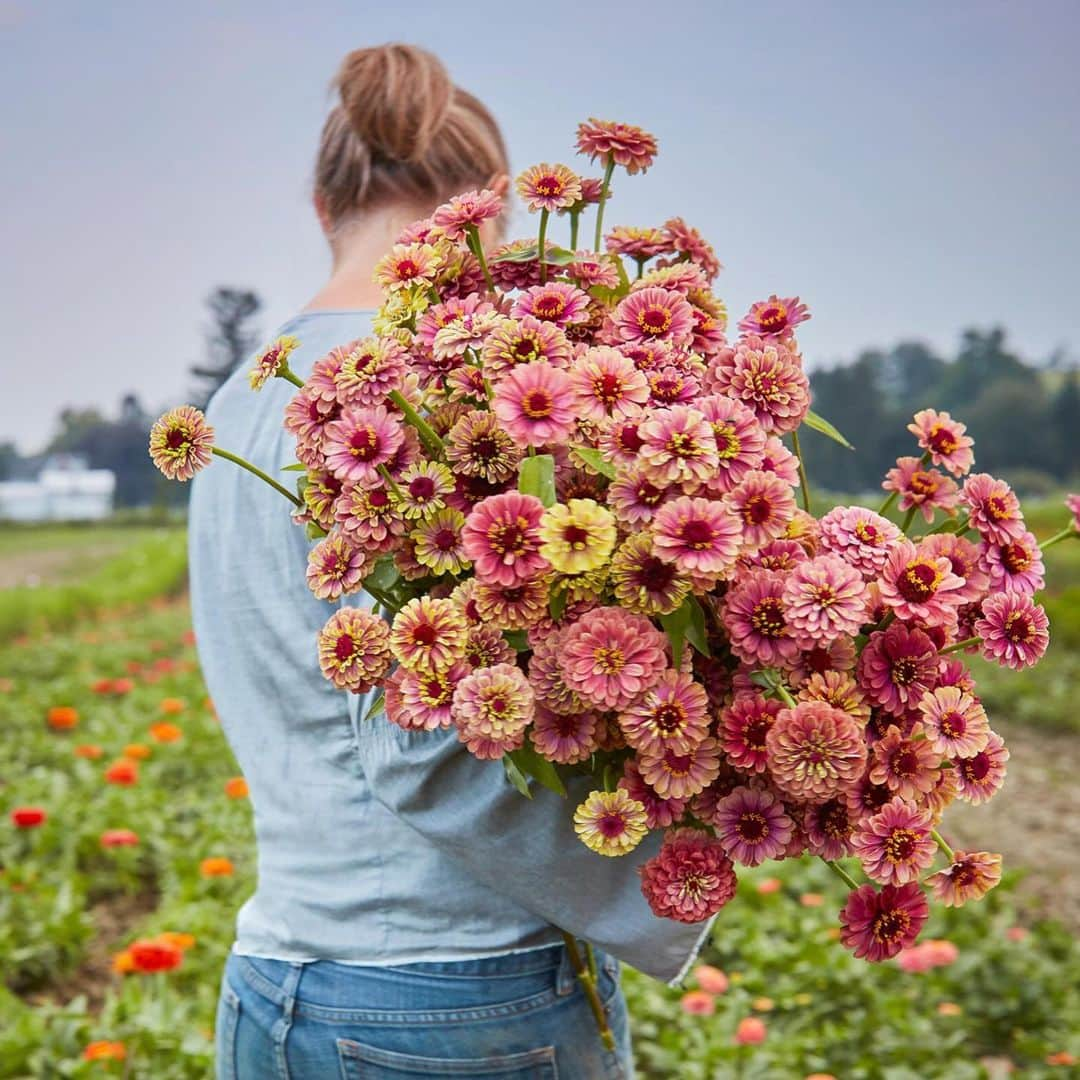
[351,712,713,984]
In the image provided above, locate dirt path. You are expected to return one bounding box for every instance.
[943,720,1080,928]
[0,544,126,589]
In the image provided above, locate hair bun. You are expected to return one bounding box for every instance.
[335,43,454,164]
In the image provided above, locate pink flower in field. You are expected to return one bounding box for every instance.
[845,771,896,825]
[389,597,469,675]
[712,785,794,867]
[416,295,498,354]
[839,881,929,962]
[707,335,809,434]
[431,188,503,242]
[952,730,1009,805]
[980,530,1045,596]
[481,317,573,380]
[722,568,800,668]
[576,177,607,204]
[638,828,738,923]
[663,217,721,280]
[611,288,696,349]
[617,760,688,828]
[605,225,673,260]
[323,405,405,484]
[619,669,710,755]
[638,737,723,800]
[918,686,989,757]
[882,458,959,523]
[515,163,582,212]
[568,346,650,421]
[148,406,215,482]
[926,850,1003,906]
[530,704,602,765]
[317,608,392,693]
[492,362,577,448]
[638,405,719,487]
[896,938,959,972]
[975,591,1050,669]
[1066,493,1080,531]
[878,541,966,625]
[332,337,409,407]
[852,799,936,886]
[248,334,301,391]
[694,964,730,995]
[560,607,668,711]
[726,470,798,549]
[573,788,648,856]
[397,662,471,731]
[742,538,808,574]
[461,491,548,588]
[513,282,592,328]
[567,252,621,290]
[697,395,767,493]
[101,828,139,848]
[782,555,867,648]
[961,473,1026,543]
[432,311,502,363]
[738,295,810,341]
[734,1017,768,1045]
[651,496,742,576]
[647,363,699,407]
[869,724,941,803]
[305,533,368,600]
[818,506,902,579]
[766,701,867,803]
[720,694,782,775]
[788,637,857,688]
[681,990,716,1015]
[803,798,857,860]
[908,409,975,477]
[797,670,870,727]
[464,625,515,670]
[576,117,658,174]
[451,663,534,759]
[857,623,939,716]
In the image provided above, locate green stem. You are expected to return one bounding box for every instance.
[210,447,301,506]
[927,512,970,537]
[278,364,305,389]
[377,464,403,499]
[1040,524,1077,550]
[791,428,811,513]
[586,941,599,982]
[931,828,956,864]
[466,225,496,293]
[940,635,981,655]
[388,390,443,459]
[900,505,918,534]
[537,208,550,284]
[823,859,860,891]
[592,158,616,252]
[363,584,400,616]
[633,257,645,281]
[560,932,615,1052]
[771,680,797,709]
[569,210,580,251]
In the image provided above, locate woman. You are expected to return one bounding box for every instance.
[190,43,709,1080]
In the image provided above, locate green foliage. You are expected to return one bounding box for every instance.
[518,453,558,507]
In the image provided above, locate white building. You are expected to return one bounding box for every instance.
[0,456,115,522]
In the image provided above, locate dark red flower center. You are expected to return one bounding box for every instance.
[737,812,769,842]
[909,472,939,497]
[744,715,773,751]
[369,489,390,509]
[594,372,624,403]
[411,623,438,646]
[563,525,590,546]
[513,338,539,360]
[433,529,457,552]
[653,702,687,733]
[681,518,715,548]
[638,557,676,592]
[490,521,528,556]
[396,259,419,278]
[597,812,627,838]
[927,425,958,454]
[334,634,356,661]
[349,427,379,459]
[884,828,919,861]
[409,476,436,500]
[638,306,672,334]
[166,429,187,450]
[891,748,919,777]
[1001,543,1032,574]
[533,295,566,320]
[939,711,966,738]
[961,752,990,781]
[742,495,773,526]
[751,597,786,637]
[898,560,939,602]
[872,908,911,943]
[1004,612,1034,643]
[756,303,787,330]
[522,389,554,418]
[890,657,920,686]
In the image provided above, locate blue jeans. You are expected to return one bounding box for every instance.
[216,945,633,1079]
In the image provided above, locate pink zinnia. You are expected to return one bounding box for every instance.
[568,252,621,290]
[638,405,719,487]
[980,530,1045,596]
[333,337,408,407]
[148,406,214,482]
[638,737,722,800]
[757,436,802,487]
[389,596,469,674]
[447,410,522,484]
[612,288,695,349]
[527,630,585,715]
[431,188,503,242]
[285,386,338,466]
[335,484,406,552]
[961,473,1026,543]
[765,701,867,803]
[920,533,989,605]
[918,686,989,757]
[697,395,767,494]
[707,335,809,434]
[857,623,940,716]
[606,225,673,260]
[882,458,959,523]
[515,162,582,212]
[878,541,966,624]
[839,882,929,962]
[619,669,710,755]
[461,491,548,587]
[720,694,782,774]
[908,409,975,477]
[722,569,800,668]
[451,663,534,760]
[323,405,405,484]
[576,118,658,175]
[737,295,810,341]
[305,533,368,600]
[926,850,1003,906]
[492,362,577,448]
[530,704,601,764]
[782,555,867,648]
[618,760,688,829]
[712,786,794,867]
[398,661,471,731]
[975,591,1050,669]
[568,346,650,421]
[317,607,392,693]
[638,828,738,923]
[818,506,902,579]
[852,800,937,886]
[953,730,1009,804]
[607,467,669,527]
[1066,493,1080,531]
[513,282,591,328]
[726,470,797,549]
[663,217,722,280]
[868,724,941,802]
[803,798,857,860]
[560,607,667,711]
[481,316,572,380]
[651,496,742,575]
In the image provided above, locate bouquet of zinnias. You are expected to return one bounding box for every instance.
[151,118,1077,970]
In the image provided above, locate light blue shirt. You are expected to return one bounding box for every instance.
[189,310,710,983]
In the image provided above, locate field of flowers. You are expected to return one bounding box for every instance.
[1,525,1078,1078]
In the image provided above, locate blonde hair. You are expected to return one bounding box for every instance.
[315,44,509,225]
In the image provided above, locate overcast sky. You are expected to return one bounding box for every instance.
[3,0,1077,452]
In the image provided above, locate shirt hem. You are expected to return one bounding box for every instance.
[230,936,565,967]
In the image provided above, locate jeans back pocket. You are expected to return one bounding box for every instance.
[337,1038,558,1079]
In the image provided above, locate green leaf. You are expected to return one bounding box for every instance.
[507,745,567,797]
[683,595,711,657]
[803,409,855,450]
[305,521,327,541]
[503,629,529,652]
[659,604,689,668]
[281,462,307,472]
[502,755,533,799]
[490,243,576,266]
[362,690,385,723]
[364,558,400,593]
[518,453,557,507]
[549,586,568,621]
[570,446,617,480]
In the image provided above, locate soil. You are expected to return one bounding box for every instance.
[0,544,126,589]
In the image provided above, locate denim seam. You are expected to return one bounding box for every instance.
[294,985,560,1025]
[273,962,303,1080]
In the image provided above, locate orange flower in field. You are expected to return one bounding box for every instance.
[159,697,185,714]
[74,744,104,760]
[111,678,135,695]
[756,877,782,895]
[1047,1052,1078,1067]
[122,743,151,760]
[181,629,196,646]
[104,760,138,786]
[200,856,235,878]
[937,1002,963,1016]
[0,678,14,693]
[47,706,79,730]
[156,931,196,952]
[128,937,184,973]
[125,660,143,675]
[101,829,139,848]
[91,678,115,694]
[83,1040,126,1061]
[734,1017,767,1045]
[111,949,135,974]
[224,777,249,799]
[800,892,824,907]
[149,722,183,744]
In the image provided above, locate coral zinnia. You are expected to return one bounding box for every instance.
[248,334,301,391]
[726,470,798,549]
[517,162,583,212]
[782,554,867,647]
[492,362,577,447]
[663,217,722,280]
[638,737,722,800]
[926,850,1003,906]
[323,405,404,484]
[961,473,1026,543]
[765,701,867,803]
[803,798,857,860]
[461,491,548,587]
[918,686,989,757]
[450,662,534,760]
[432,188,503,242]
[882,458,959,523]
[576,118,658,174]
[857,623,939,716]
[868,724,941,803]
[389,597,468,675]
[651,495,742,575]
[318,607,392,692]
[720,694,782,774]
[573,788,649,856]
[852,800,937,886]
[638,828,738,923]
[839,882,929,962]
[305,533,368,600]
[981,530,1045,597]
[619,669,710,755]
[513,282,592,328]
[530,704,601,764]
[638,405,720,487]
[618,760,689,828]
[722,568,800,668]
[878,541,966,625]
[612,287,695,349]
[952,730,1009,805]
[818,505,902,579]
[975,591,1050,669]
[737,295,810,341]
[707,336,809,434]
[908,409,975,477]
[568,346,650,421]
[148,406,215,481]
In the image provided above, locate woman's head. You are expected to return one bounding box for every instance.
[315,44,509,233]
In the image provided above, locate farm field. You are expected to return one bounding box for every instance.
[0,520,1078,1078]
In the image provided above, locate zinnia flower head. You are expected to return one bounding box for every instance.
[926,850,1003,906]
[539,499,617,576]
[492,362,577,448]
[663,217,722,280]
[980,530,1045,596]
[712,785,795,867]
[305,533,368,600]
[318,607,392,693]
[513,282,591,328]
[722,568,800,668]
[431,188,503,242]
[11,805,47,828]
[696,394,767,493]
[390,597,468,675]
[719,693,782,774]
[726,470,798,549]
[411,508,469,575]
[908,409,975,476]
[975,591,1050,669]
[878,540,966,625]
[781,555,867,648]
[451,662,534,759]
[373,242,442,291]
[961,472,1027,543]
[607,466,669,527]
[149,406,215,481]
[707,336,809,434]
[573,788,649,856]
[803,798,857,860]
[839,881,929,962]
[651,495,742,575]
[128,937,185,972]
[882,458,959,523]
[868,723,941,802]
[618,760,689,829]
[332,336,409,407]
[818,505,902,578]
[766,700,868,803]
[461,490,549,587]
[638,737,722,800]
[953,730,1009,804]
[612,287,695,348]
[619,668,710,755]
[473,578,549,630]
[446,410,522,484]
[638,405,719,487]
[481,316,572,380]
[397,460,456,519]
[852,799,937,886]
[609,532,691,615]
[638,828,738,923]
[530,704,602,764]
[83,1041,127,1062]
[334,483,406,552]
[737,296,810,341]
[248,334,300,390]
[323,405,405,484]
[576,118,658,175]
[857,623,939,716]
[918,685,989,757]
[605,225,673,260]
[568,346,651,421]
